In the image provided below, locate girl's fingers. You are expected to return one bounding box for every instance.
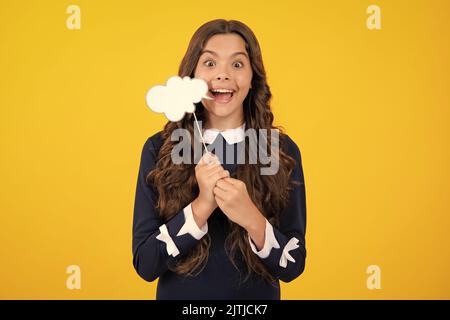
[205,162,223,173]
[215,178,233,191]
[197,163,221,176]
[214,195,225,207]
[206,164,227,176]
[213,186,227,199]
[199,152,219,166]
[197,161,221,176]
[223,177,237,185]
[210,169,229,182]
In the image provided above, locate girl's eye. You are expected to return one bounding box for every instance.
[233,61,244,68]
[204,60,215,67]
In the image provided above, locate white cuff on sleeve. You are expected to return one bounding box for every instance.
[248,218,280,259]
[156,224,180,257]
[177,202,208,240]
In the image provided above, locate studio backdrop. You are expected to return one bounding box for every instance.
[1,0,449,299]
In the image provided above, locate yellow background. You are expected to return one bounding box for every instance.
[1,0,449,299]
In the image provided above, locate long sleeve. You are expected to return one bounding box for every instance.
[247,137,307,282]
[132,136,208,282]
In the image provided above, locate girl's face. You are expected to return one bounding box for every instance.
[194,33,253,123]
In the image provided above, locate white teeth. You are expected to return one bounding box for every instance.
[211,88,234,93]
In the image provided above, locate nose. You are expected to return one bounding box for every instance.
[215,65,231,81]
[215,74,230,81]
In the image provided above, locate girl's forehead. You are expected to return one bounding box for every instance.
[203,33,247,52]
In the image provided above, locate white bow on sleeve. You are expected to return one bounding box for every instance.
[279,237,300,268]
[156,224,180,257]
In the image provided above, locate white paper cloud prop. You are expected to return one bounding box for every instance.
[146,76,212,122]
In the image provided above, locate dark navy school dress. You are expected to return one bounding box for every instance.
[132,131,307,299]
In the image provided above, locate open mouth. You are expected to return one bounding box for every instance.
[209,88,235,104]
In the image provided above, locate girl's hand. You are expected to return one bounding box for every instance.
[192,153,230,226]
[213,177,264,231]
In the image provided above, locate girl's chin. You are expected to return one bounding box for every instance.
[205,103,240,118]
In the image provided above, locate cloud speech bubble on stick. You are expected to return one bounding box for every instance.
[146,75,214,155]
[146,76,212,122]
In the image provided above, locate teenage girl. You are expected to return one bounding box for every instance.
[132,19,307,299]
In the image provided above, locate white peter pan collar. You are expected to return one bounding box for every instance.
[202,122,245,145]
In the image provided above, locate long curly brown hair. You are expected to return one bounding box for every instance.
[147,19,297,285]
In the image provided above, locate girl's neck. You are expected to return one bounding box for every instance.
[204,111,244,131]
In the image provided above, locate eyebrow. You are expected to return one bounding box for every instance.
[200,50,249,59]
